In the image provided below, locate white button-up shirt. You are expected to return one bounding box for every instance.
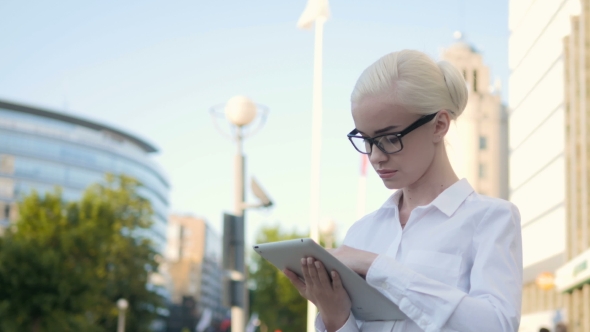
[316,179,522,332]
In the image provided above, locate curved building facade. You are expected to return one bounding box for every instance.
[0,100,169,253]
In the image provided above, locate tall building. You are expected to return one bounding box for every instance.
[164,215,226,332]
[554,1,590,331]
[442,40,509,199]
[508,0,581,330]
[0,99,170,253]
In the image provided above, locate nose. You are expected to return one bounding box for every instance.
[368,145,388,165]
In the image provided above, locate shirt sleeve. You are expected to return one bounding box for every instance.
[365,201,522,332]
[315,312,360,332]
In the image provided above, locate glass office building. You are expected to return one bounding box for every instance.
[0,99,169,253]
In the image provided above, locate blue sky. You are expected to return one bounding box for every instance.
[0,0,509,245]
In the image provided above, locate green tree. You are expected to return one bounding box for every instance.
[249,225,308,332]
[0,175,163,332]
[0,188,103,332]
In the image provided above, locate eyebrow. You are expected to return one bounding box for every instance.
[356,125,399,136]
[375,126,399,135]
[373,125,399,135]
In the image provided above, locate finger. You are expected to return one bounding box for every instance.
[301,258,315,287]
[331,270,344,291]
[314,260,331,287]
[307,257,321,284]
[283,269,306,290]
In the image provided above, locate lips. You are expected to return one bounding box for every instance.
[376,169,397,179]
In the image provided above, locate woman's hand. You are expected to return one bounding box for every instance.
[328,245,378,277]
[284,257,351,332]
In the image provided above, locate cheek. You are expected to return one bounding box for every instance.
[397,138,436,171]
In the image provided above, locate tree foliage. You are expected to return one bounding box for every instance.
[249,225,308,332]
[0,175,163,332]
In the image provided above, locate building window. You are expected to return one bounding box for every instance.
[479,163,486,178]
[4,205,9,219]
[479,136,487,150]
[473,70,478,92]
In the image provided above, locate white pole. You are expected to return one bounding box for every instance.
[232,127,246,332]
[307,16,325,332]
[117,310,125,332]
[357,155,368,220]
[357,177,367,220]
[116,299,128,332]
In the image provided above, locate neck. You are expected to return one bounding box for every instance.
[399,145,459,212]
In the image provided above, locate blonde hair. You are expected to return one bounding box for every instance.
[351,50,468,119]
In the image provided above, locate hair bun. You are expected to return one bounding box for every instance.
[437,61,468,118]
[351,50,468,120]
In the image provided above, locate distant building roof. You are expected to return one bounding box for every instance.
[451,31,480,54]
[0,99,158,153]
[450,40,479,54]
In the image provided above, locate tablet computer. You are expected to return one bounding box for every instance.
[253,238,406,321]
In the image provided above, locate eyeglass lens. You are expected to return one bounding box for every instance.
[350,135,402,154]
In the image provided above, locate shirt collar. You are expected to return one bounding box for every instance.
[381,189,403,209]
[430,178,474,217]
[380,178,474,217]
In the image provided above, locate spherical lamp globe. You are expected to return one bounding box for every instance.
[224,96,257,127]
[117,298,129,311]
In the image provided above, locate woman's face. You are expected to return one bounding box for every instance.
[351,93,438,190]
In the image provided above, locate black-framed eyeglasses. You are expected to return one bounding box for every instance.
[347,112,439,155]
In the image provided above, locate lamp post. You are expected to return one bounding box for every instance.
[297,1,330,331]
[320,218,337,249]
[116,298,129,332]
[210,96,269,332]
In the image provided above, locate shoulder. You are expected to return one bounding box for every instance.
[463,193,521,232]
[467,195,522,264]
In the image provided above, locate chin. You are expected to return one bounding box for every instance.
[382,179,403,190]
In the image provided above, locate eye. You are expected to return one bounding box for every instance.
[386,135,400,144]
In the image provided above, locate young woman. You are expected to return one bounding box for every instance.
[284,50,522,332]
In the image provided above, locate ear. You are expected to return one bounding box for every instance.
[432,110,452,143]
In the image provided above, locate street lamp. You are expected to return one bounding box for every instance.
[116,298,129,332]
[210,95,269,332]
[224,96,258,127]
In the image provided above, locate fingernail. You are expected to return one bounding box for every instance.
[301,258,306,265]
[314,261,321,268]
[307,257,313,264]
